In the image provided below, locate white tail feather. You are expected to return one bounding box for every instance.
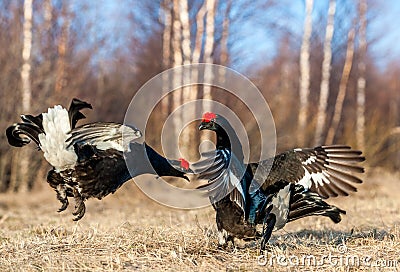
[38,105,77,171]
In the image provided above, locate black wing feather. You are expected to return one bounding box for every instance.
[66,122,142,148]
[255,145,364,198]
[194,149,247,213]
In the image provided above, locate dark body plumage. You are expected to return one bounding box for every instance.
[195,113,365,250]
[6,98,190,220]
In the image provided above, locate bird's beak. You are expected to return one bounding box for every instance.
[183,175,190,182]
[199,122,208,130]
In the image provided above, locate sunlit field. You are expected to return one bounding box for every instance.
[0,170,398,271]
[1,0,399,271]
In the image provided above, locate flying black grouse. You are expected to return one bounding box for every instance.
[6,98,190,221]
[194,112,365,251]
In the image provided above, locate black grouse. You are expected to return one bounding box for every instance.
[6,98,191,221]
[194,112,365,251]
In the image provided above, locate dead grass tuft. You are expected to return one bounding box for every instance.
[0,172,399,271]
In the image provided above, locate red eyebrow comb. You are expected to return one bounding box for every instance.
[202,112,216,123]
[178,158,190,170]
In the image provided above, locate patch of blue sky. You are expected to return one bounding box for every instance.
[70,0,400,73]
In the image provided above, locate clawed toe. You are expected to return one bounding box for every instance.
[58,200,69,212]
[72,199,85,216]
[72,188,86,221]
[72,203,86,221]
[56,184,69,212]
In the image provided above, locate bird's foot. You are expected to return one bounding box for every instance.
[58,200,69,213]
[217,229,229,247]
[56,184,69,212]
[72,188,86,221]
[216,229,235,249]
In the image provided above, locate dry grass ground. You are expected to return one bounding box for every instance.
[0,170,399,271]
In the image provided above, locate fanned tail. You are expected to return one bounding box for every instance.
[6,114,44,148]
[68,98,92,129]
[6,98,91,149]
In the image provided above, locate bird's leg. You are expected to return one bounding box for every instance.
[217,228,229,247]
[216,228,236,248]
[226,234,235,247]
[260,213,276,254]
[56,184,69,212]
[215,212,234,248]
[72,187,86,221]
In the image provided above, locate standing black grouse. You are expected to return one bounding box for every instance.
[6,98,190,220]
[194,112,365,251]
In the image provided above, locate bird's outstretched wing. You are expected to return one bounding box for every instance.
[255,145,365,198]
[193,149,248,213]
[66,122,142,152]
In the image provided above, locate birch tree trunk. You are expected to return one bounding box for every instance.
[202,0,216,111]
[171,0,182,71]
[314,0,336,145]
[201,0,217,143]
[161,0,172,116]
[326,27,355,144]
[180,0,191,67]
[11,0,33,192]
[180,0,191,96]
[171,0,183,157]
[191,0,207,93]
[43,0,53,53]
[21,0,32,114]
[55,1,71,95]
[218,0,231,84]
[44,0,52,31]
[179,0,196,158]
[191,0,207,127]
[220,1,230,66]
[41,0,55,99]
[191,0,207,96]
[298,0,314,146]
[356,0,367,150]
[192,2,207,65]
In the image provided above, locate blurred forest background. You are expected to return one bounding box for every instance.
[0,0,399,192]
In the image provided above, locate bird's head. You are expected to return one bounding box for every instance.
[198,112,242,153]
[198,112,222,132]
